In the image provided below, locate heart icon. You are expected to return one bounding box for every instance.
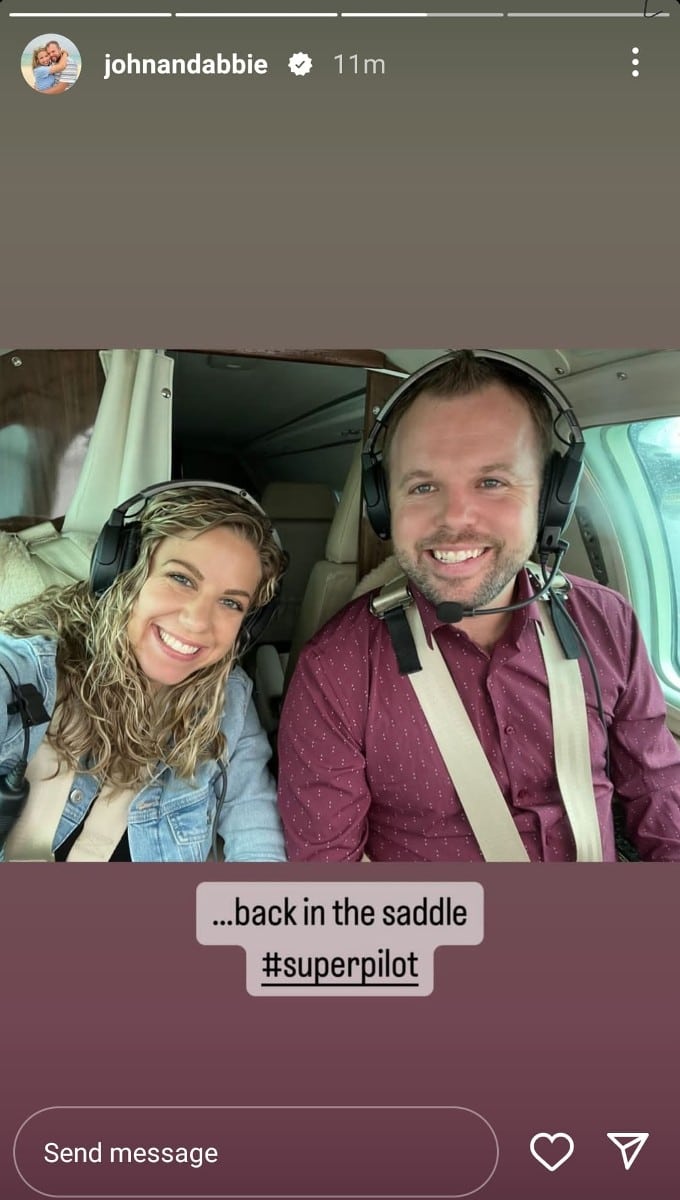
[529,1132,575,1172]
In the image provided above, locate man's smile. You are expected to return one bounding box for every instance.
[430,547,487,564]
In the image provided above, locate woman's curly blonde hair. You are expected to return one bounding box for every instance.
[0,486,286,787]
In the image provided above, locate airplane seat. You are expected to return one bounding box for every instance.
[251,480,336,733]
[0,524,97,613]
[284,445,366,687]
[259,481,337,647]
[350,554,402,601]
[252,448,364,733]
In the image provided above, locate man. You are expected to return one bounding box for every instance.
[32,46,70,94]
[46,41,79,90]
[277,351,680,861]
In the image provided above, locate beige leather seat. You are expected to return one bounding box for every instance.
[260,481,337,646]
[253,480,337,732]
[253,450,364,732]
[284,445,364,685]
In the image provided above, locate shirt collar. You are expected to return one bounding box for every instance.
[410,567,545,649]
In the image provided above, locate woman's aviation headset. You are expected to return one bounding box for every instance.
[361,349,585,563]
[89,479,286,652]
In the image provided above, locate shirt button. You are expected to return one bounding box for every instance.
[69,788,83,803]
[517,788,527,800]
[505,725,515,735]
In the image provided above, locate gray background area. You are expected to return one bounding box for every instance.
[1,2,679,342]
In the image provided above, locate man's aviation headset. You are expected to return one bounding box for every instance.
[361,349,585,561]
[89,479,286,652]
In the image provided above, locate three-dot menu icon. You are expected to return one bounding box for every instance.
[632,47,640,78]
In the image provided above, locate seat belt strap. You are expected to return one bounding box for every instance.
[383,584,603,862]
[535,605,603,861]
[370,577,422,674]
[404,604,530,862]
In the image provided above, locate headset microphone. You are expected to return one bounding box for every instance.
[435,547,566,624]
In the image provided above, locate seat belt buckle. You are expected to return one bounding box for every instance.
[370,577,412,620]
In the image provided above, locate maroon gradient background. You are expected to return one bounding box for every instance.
[1,865,677,1198]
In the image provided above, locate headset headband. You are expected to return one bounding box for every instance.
[99,480,282,554]
[365,350,583,454]
[103,480,277,528]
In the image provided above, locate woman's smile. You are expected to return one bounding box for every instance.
[127,526,263,687]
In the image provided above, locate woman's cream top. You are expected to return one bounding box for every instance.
[4,731,134,861]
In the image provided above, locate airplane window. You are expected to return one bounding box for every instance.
[0,351,103,526]
[630,419,680,592]
[585,418,680,714]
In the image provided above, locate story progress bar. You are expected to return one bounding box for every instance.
[8,10,673,18]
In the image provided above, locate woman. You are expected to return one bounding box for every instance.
[32,46,71,94]
[0,483,287,862]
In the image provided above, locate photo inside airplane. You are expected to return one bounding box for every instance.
[1,348,678,861]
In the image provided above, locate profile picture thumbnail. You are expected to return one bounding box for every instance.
[21,33,81,95]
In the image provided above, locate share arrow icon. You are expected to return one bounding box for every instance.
[606,1132,649,1170]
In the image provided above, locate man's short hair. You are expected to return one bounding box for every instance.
[384,350,555,473]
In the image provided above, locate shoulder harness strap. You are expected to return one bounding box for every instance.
[370,567,603,862]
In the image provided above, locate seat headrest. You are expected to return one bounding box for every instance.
[261,482,336,521]
[351,555,401,599]
[326,444,363,565]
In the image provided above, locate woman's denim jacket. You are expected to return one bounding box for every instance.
[0,634,286,862]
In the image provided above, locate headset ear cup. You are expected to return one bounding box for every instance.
[89,529,107,596]
[362,458,392,541]
[89,522,142,596]
[234,549,288,656]
[537,445,584,555]
[239,601,273,654]
[89,524,121,596]
[234,596,279,660]
[117,524,142,576]
[538,451,561,534]
[537,451,565,555]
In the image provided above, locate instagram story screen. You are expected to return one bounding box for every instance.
[1,4,680,1199]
